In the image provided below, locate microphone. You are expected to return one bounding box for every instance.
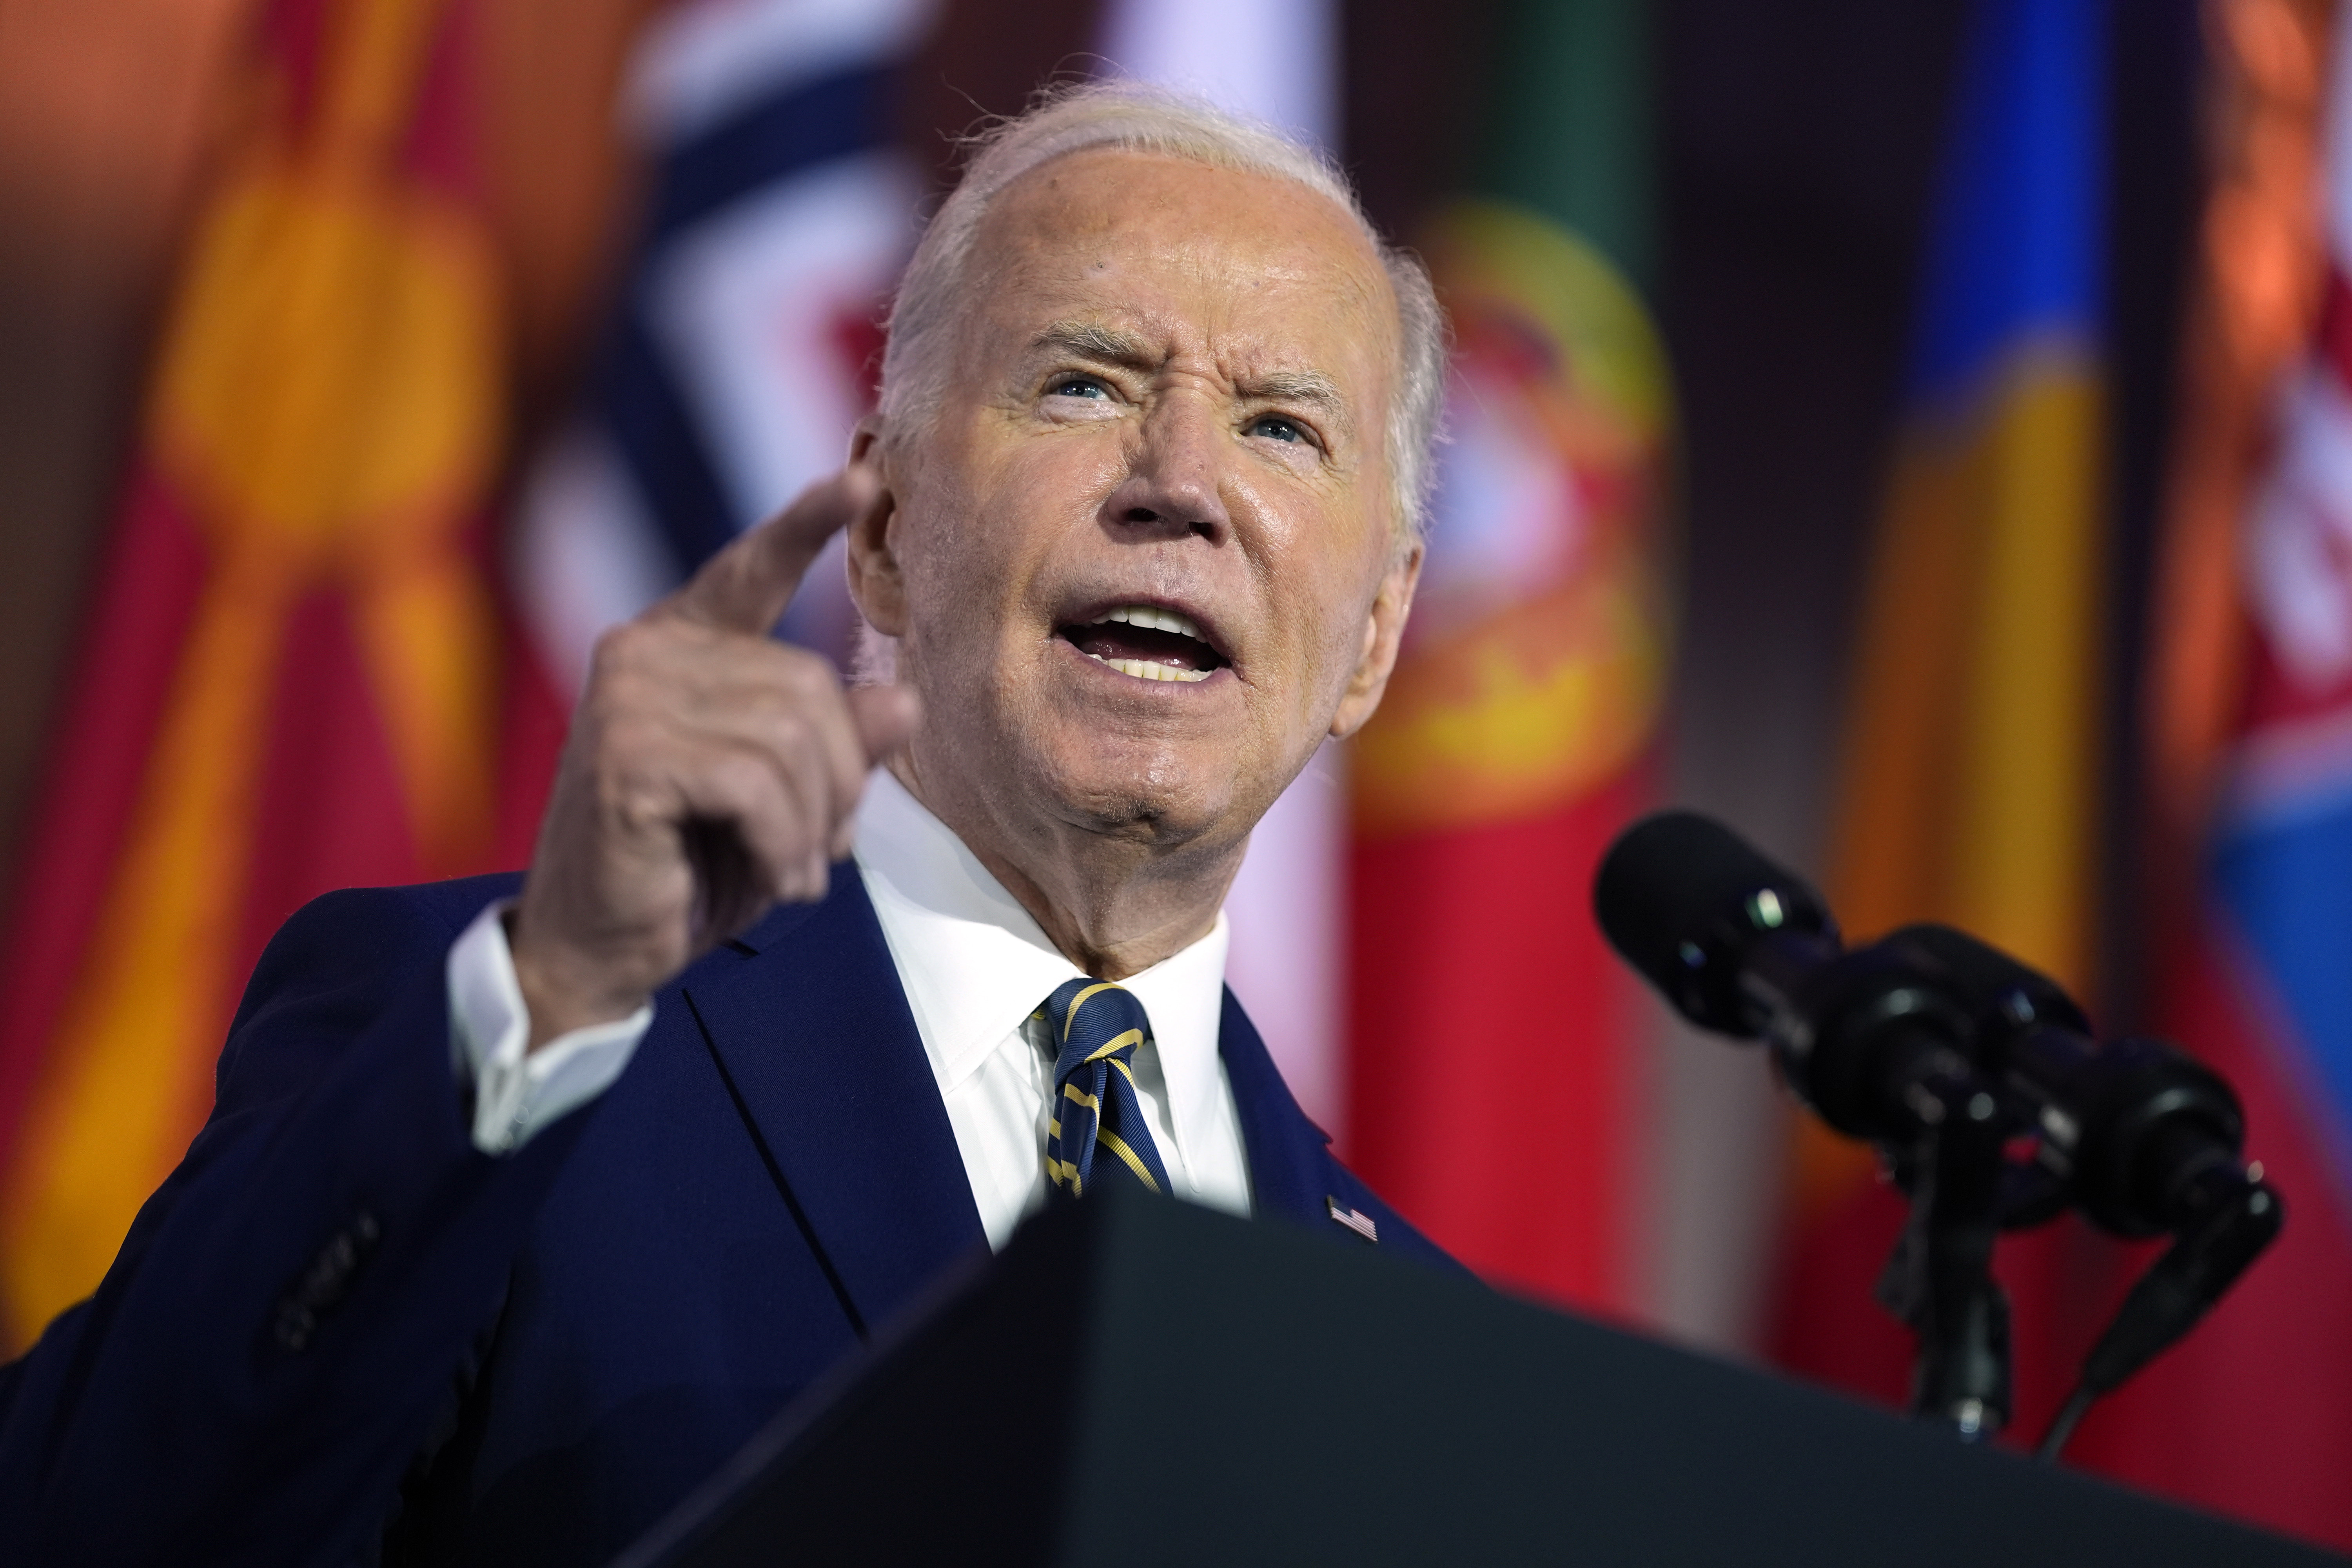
[1590,810,1836,1034]
[1593,810,1986,1149]
[1593,810,2283,1454]
[1593,811,2267,1230]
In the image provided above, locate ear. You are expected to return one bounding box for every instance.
[1328,541,1423,740]
[844,415,909,637]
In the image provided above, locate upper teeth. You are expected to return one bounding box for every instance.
[1096,657,1211,683]
[1096,605,1206,641]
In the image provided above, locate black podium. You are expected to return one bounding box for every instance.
[616,1189,2340,1567]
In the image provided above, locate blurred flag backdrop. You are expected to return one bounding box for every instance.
[1347,0,1673,1314]
[0,0,2345,1551]
[1771,0,2352,1549]
[512,0,935,695]
[1771,0,2112,1406]
[0,0,565,1347]
[2101,0,2352,1543]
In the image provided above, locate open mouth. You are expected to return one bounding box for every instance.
[1057,605,1229,684]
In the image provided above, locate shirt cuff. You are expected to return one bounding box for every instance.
[446,899,653,1156]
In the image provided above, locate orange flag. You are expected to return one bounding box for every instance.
[0,0,562,1350]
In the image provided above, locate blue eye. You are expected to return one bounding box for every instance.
[1249,414,1306,444]
[1049,375,1110,399]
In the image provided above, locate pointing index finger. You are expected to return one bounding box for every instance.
[659,465,879,635]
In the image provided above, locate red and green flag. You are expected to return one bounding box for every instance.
[1348,0,1675,1313]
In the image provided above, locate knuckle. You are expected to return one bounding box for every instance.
[706,751,771,807]
[767,711,815,760]
[595,713,662,767]
[734,760,808,836]
[775,649,839,702]
[608,789,667,838]
[587,626,683,710]
[596,768,667,835]
[590,620,654,678]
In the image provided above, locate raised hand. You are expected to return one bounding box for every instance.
[509,466,919,1050]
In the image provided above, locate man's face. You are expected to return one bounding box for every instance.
[853,149,1419,860]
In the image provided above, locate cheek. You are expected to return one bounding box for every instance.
[968,441,1121,585]
[1263,526,1383,677]
[890,468,997,655]
[994,428,1127,522]
[899,436,1111,653]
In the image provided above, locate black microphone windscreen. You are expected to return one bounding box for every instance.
[1592,811,1829,1031]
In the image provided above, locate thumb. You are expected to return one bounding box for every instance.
[847,683,920,764]
[661,465,881,634]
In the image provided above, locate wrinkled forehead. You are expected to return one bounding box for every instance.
[962,148,1401,383]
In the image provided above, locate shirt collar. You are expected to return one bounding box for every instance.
[852,770,1231,1152]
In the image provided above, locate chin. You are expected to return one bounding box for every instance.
[1025,735,1260,847]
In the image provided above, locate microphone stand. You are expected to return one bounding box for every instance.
[1874,1074,2014,1439]
[1593,814,2286,1457]
[1731,924,2025,1441]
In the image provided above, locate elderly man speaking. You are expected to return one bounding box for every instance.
[0,85,1459,1564]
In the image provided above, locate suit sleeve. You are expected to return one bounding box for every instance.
[0,883,599,1566]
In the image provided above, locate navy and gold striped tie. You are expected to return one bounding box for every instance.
[1041,978,1172,1200]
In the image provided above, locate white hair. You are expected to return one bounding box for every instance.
[877,80,1448,547]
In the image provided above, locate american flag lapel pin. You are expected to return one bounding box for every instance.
[1326,1196,1378,1244]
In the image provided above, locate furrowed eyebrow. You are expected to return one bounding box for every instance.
[1241,370,1351,433]
[1227,371,1354,449]
[1028,321,1354,438]
[1030,321,1158,367]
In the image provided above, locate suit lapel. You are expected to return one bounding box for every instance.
[1217,986,1338,1228]
[682,887,1337,1319]
[679,870,986,1336]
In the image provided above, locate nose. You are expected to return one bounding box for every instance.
[1101,394,1232,545]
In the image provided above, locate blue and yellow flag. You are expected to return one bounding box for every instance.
[1771,0,2108,1403]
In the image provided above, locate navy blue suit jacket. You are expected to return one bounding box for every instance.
[0,867,1454,1565]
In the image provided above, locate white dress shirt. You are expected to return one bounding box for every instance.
[446,769,1253,1249]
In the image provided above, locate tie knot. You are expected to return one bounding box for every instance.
[1039,977,1172,1201]
[1043,978,1152,1078]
